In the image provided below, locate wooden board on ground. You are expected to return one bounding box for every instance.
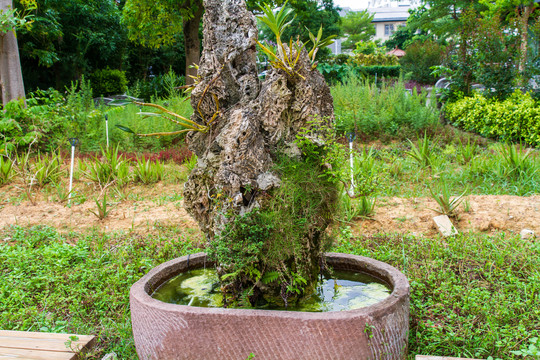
[416,356,484,360]
[0,330,95,360]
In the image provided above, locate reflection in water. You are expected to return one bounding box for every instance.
[152,268,391,312]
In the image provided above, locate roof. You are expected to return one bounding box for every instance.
[387,48,406,57]
[367,7,411,22]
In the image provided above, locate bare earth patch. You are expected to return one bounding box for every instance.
[352,195,540,237]
[0,183,199,235]
[1,181,538,238]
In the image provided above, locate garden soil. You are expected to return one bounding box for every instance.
[0,183,538,239]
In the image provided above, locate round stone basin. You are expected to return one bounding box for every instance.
[130,252,410,360]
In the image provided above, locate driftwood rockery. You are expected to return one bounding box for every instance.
[183,0,336,304]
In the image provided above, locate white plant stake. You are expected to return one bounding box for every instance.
[68,138,79,205]
[105,114,109,148]
[348,132,356,194]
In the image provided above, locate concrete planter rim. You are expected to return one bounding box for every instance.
[131,252,409,319]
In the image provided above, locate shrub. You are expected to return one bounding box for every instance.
[472,16,518,100]
[361,65,401,78]
[0,91,69,153]
[445,91,540,147]
[89,68,128,97]
[400,40,446,84]
[332,76,440,139]
[349,52,399,66]
[317,63,401,85]
[128,71,186,101]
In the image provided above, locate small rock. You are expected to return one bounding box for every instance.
[256,172,281,191]
[520,229,536,240]
[101,352,118,360]
[433,215,458,237]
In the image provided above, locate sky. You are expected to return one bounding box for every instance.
[333,0,369,10]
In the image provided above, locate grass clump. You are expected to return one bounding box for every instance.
[332,76,440,140]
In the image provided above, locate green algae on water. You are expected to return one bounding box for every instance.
[152,268,391,312]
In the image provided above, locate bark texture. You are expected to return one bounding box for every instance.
[183,0,203,86]
[0,0,26,106]
[183,0,335,302]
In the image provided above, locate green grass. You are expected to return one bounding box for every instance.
[334,230,540,360]
[0,225,202,358]
[352,136,540,198]
[78,96,194,152]
[2,226,538,359]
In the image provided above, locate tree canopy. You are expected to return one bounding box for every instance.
[258,0,341,60]
[340,10,375,50]
[16,0,127,90]
[122,0,202,84]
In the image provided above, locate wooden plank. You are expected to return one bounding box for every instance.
[0,337,86,353]
[0,331,96,360]
[416,356,484,360]
[0,347,75,360]
[0,331,94,344]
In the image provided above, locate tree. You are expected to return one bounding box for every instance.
[480,0,539,84]
[16,0,127,91]
[384,8,429,50]
[258,0,341,58]
[340,9,375,50]
[0,0,34,105]
[122,0,203,85]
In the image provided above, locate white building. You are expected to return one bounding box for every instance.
[369,6,410,42]
[329,1,421,54]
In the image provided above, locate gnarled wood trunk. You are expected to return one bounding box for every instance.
[183,0,335,305]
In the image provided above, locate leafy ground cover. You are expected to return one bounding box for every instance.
[1,225,538,359]
[0,225,203,359]
[335,231,540,360]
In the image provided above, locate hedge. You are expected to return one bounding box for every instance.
[445,90,540,147]
[317,63,401,85]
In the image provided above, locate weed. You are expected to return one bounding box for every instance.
[510,337,540,358]
[0,156,14,185]
[497,142,536,178]
[463,198,472,213]
[134,157,164,184]
[388,160,403,178]
[332,76,440,139]
[457,137,478,164]
[52,183,72,204]
[88,195,114,220]
[357,196,377,218]
[33,153,64,187]
[84,145,129,188]
[183,153,198,172]
[429,180,468,216]
[406,132,434,168]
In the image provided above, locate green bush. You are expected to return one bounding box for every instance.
[400,40,446,84]
[128,70,186,101]
[361,65,401,78]
[332,76,440,139]
[318,63,400,85]
[445,91,540,147]
[89,68,128,97]
[349,52,399,66]
[0,90,70,153]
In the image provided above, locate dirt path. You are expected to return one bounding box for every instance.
[1,182,538,238]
